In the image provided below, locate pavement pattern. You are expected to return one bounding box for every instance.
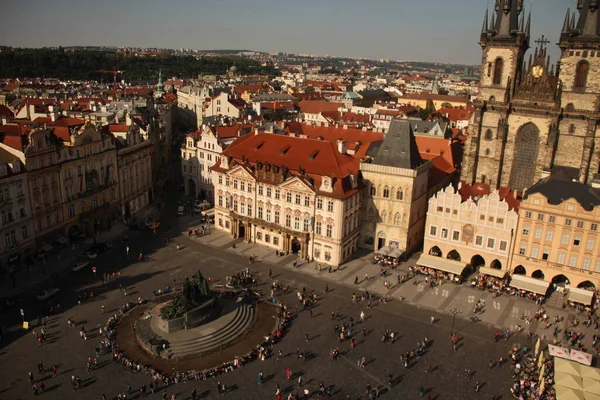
[0,164,595,400]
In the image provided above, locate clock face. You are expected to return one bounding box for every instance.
[532,65,544,78]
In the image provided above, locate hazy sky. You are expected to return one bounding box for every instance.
[0,0,573,64]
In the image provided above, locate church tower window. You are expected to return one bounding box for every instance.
[484,129,493,141]
[568,124,576,134]
[574,60,589,88]
[493,58,504,85]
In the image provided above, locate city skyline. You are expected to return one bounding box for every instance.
[0,0,569,64]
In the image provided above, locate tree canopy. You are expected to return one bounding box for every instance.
[0,48,278,81]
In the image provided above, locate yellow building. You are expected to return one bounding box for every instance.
[60,124,120,239]
[510,173,600,295]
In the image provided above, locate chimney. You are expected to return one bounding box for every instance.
[337,139,347,154]
[253,127,259,135]
[126,112,132,126]
[50,112,57,122]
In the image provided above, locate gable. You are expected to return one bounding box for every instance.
[281,176,314,193]
[228,164,254,180]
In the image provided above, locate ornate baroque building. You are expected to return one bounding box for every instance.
[211,132,362,266]
[462,0,600,191]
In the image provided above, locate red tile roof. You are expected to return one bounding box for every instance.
[458,181,520,211]
[292,92,325,101]
[340,112,371,124]
[434,107,472,121]
[213,132,360,199]
[214,124,255,139]
[261,101,295,110]
[233,84,265,94]
[108,124,130,133]
[0,105,14,120]
[285,122,382,160]
[298,100,343,115]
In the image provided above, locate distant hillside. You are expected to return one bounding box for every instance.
[0,48,277,80]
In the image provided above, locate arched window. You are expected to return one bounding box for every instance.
[396,189,403,200]
[566,103,575,111]
[484,129,493,141]
[370,185,376,196]
[394,213,401,225]
[493,58,503,85]
[383,187,390,198]
[568,124,576,134]
[484,148,491,156]
[380,211,387,223]
[574,60,589,88]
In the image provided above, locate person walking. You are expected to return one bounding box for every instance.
[419,386,425,397]
[285,368,292,380]
[430,316,435,324]
[297,375,302,388]
[268,269,272,280]
[474,381,480,392]
[38,361,44,373]
[305,331,309,342]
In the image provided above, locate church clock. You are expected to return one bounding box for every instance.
[532,65,544,78]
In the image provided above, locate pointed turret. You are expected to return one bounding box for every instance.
[482,9,489,34]
[562,8,571,33]
[519,7,525,32]
[525,11,531,38]
[560,1,600,49]
[493,0,521,38]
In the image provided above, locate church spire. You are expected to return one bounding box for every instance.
[562,8,571,33]
[560,1,600,49]
[482,9,489,34]
[493,0,522,38]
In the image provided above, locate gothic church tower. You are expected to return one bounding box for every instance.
[555,0,600,183]
[462,0,600,191]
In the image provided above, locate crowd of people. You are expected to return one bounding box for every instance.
[372,254,400,268]
[409,265,463,284]
[106,295,293,386]
[509,346,555,400]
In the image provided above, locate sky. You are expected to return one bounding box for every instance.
[0,0,573,64]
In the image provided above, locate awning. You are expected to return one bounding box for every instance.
[41,244,53,252]
[415,254,467,276]
[388,247,403,258]
[377,246,391,256]
[568,288,594,306]
[509,274,550,295]
[479,266,507,279]
[56,237,69,245]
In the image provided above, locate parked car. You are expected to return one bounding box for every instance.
[37,288,60,301]
[71,261,89,272]
[82,251,98,260]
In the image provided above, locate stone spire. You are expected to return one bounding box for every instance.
[560,1,600,49]
[576,0,600,38]
[492,0,522,38]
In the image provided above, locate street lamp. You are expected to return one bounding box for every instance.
[449,307,462,335]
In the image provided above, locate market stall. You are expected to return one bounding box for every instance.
[509,274,551,296]
[568,288,595,306]
[414,253,467,284]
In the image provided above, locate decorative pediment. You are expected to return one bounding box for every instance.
[293,209,302,217]
[284,207,292,215]
[218,189,224,195]
[326,217,334,224]
[239,195,246,202]
[316,215,324,222]
[258,200,264,207]
[266,201,272,208]
[229,164,254,180]
[281,176,314,193]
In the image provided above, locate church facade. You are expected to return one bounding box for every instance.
[461,0,600,191]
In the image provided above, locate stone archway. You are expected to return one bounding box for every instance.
[490,259,502,269]
[513,265,526,275]
[577,281,595,289]
[470,254,486,268]
[291,238,301,255]
[429,246,442,257]
[188,179,197,196]
[447,250,461,261]
[551,274,569,287]
[532,269,545,280]
[509,123,540,191]
[238,223,245,240]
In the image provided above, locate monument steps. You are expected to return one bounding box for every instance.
[167,303,255,358]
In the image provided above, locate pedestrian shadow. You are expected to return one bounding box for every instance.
[43,383,61,392]
[310,334,321,341]
[60,368,74,376]
[291,371,305,380]
[80,377,96,388]
[226,384,239,393]
[364,358,376,367]
[305,351,317,361]
[198,390,211,398]
[263,373,276,383]
[311,312,322,318]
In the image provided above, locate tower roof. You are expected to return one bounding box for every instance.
[368,119,424,170]
[561,1,600,48]
[481,0,529,48]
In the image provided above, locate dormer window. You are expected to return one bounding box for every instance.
[280,145,290,155]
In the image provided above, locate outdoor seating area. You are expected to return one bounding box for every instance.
[413,253,467,284]
[372,246,402,268]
